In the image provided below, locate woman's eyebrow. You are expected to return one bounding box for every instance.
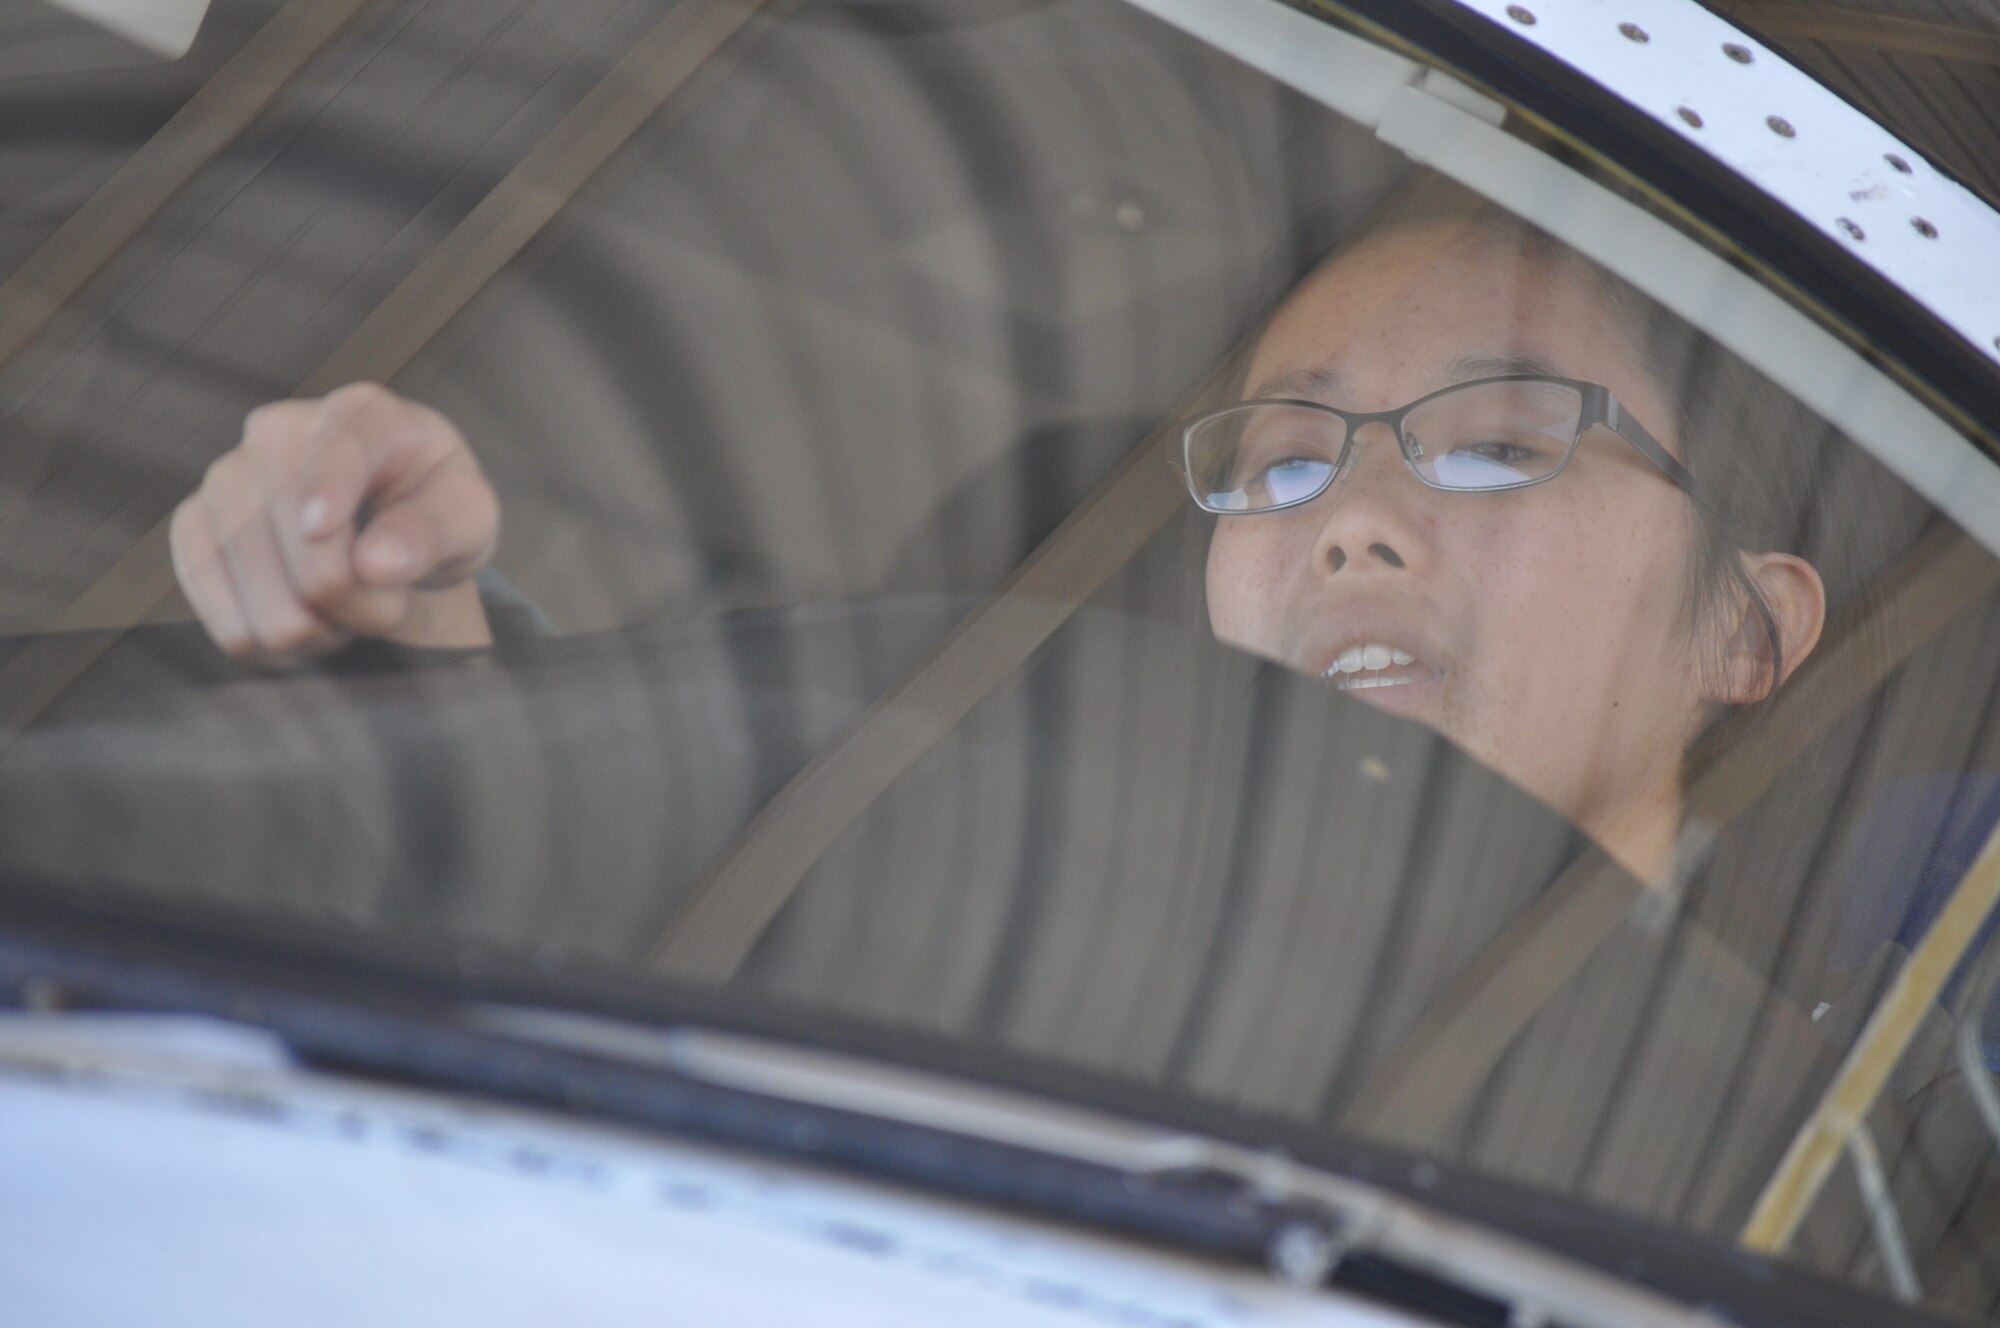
[1445,352,1563,381]
[1249,354,1563,403]
[1248,366,1343,401]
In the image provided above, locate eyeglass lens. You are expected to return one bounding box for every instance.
[1189,379,1587,512]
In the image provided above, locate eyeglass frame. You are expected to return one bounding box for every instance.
[1181,373,1695,515]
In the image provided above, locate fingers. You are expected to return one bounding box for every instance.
[255,395,408,638]
[353,444,500,592]
[199,447,355,664]
[280,382,436,580]
[171,464,352,665]
[173,383,497,664]
[297,383,497,592]
[169,497,252,657]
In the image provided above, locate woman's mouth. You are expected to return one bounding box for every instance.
[1319,641,1423,691]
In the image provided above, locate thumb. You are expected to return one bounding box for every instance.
[350,451,500,590]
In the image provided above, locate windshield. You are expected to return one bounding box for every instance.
[6,0,2000,1319]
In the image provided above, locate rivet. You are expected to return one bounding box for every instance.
[1269,1221,1343,1288]
[1723,42,1753,63]
[18,975,64,1011]
[1836,217,1865,241]
[1506,4,1536,24]
[1885,153,1913,174]
[1912,217,1938,238]
[1767,115,1796,138]
[1619,22,1648,42]
[1676,106,1703,129]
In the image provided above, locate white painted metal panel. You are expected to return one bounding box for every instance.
[0,1015,1418,1328]
[1439,0,2000,369]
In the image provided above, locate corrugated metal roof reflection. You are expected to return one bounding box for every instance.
[0,0,1391,634]
[1715,1,2000,208]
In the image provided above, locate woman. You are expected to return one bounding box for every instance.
[167,178,1830,883]
[1191,180,1828,880]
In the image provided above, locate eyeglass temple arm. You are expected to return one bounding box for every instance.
[1605,395,1696,494]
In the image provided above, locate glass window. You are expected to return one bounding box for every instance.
[6,0,2000,1319]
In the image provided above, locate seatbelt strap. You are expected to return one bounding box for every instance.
[645,400,1207,980]
[0,0,376,375]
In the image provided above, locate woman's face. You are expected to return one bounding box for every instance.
[1206,221,1712,858]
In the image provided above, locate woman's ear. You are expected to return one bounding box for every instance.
[1706,552,1826,705]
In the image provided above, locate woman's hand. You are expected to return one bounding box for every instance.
[169,382,499,665]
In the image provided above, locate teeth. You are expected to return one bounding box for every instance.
[1322,642,1418,678]
[1338,674,1417,690]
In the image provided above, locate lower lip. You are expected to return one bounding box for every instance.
[1334,673,1417,691]
[1323,669,1439,715]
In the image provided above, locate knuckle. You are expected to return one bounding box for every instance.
[325,381,394,419]
[294,561,349,608]
[409,400,459,444]
[333,379,389,403]
[168,504,209,579]
[256,611,325,657]
[327,381,442,455]
[201,453,249,504]
[201,451,236,487]
[213,626,260,661]
[242,401,307,452]
[344,597,402,637]
[460,477,501,535]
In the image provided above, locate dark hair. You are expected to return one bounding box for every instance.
[1551,240,1813,703]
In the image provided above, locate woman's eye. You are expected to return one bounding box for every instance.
[1421,429,1565,489]
[1260,456,1322,478]
[1246,454,1333,504]
[1448,438,1544,465]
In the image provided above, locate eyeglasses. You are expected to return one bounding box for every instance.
[1182,374,1693,515]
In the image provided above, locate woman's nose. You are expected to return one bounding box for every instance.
[1310,425,1425,577]
[1324,540,1407,572]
